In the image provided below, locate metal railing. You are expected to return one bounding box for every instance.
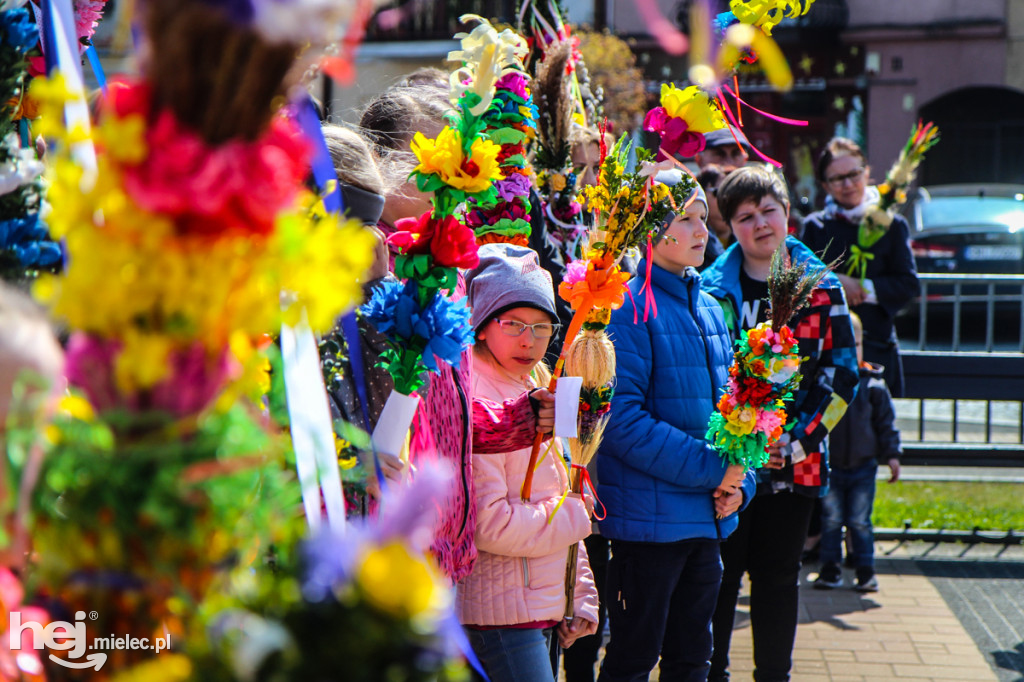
[906,273,1024,352]
[894,274,1024,465]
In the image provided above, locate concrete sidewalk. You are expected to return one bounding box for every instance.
[724,541,1024,681]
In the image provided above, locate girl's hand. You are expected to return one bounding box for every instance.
[531,388,555,434]
[365,451,405,500]
[557,616,598,649]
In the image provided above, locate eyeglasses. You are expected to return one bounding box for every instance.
[825,167,865,186]
[495,319,561,339]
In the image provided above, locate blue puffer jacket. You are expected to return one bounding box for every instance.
[597,262,757,543]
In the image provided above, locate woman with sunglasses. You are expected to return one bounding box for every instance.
[801,137,919,396]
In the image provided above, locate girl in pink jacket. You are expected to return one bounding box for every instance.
[460,243,600,682]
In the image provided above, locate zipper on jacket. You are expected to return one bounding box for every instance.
[690,279,718,404]
[455,370,472,538]
[521,556,530,588]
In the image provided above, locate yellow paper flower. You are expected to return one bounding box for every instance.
[659,84,725,134]
[411,127,502,194]
[355,541,449,621]
[724,406,757,436]
[729,0,814,36]
[27,74,87,143]
[550,173,567,192]
[98,113,148,164]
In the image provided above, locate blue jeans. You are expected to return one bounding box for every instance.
[820,461,878,569]
[467,626,556,682]
[599,539,722,682]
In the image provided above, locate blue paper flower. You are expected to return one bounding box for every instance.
[1,8,38,54]
[0,215,62,268]
[362,280,474,374]
[714,11,739,38]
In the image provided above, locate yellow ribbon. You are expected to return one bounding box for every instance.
[845,243,876,282]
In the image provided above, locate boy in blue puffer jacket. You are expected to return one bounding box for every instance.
[596,171,757,682]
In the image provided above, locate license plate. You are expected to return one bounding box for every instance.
[963,245,1023,261]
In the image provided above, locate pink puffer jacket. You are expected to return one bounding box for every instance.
[456,359,599,627]
[410,274,540,583]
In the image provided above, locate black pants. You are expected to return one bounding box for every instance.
[598,538,722,682]
[709,491,815,682]
[563,534,610,682]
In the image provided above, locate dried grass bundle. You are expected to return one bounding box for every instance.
[766,244,832,333]
[532,39,574,172]
[144,0,299,145]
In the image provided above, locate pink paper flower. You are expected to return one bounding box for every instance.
[643,107,707,159]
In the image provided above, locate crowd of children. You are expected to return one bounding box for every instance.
[0,57,915,680]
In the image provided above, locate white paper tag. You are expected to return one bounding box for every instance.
[280,315,347,532]
[554,376,584,439]
[371,390,420,458]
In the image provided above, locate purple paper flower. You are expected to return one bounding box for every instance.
[496,72,529,100]
[302,462,455,601]
[493,174,532,202]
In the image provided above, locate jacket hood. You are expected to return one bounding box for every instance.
[700,235,842,310]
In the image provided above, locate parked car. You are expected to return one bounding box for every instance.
[896,185,1024,348]
[906,184,1024,274]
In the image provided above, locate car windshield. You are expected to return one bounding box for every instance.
[921,195,1024,231]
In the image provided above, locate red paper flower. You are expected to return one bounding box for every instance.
[390,212,480,270]
[108,79,311,239]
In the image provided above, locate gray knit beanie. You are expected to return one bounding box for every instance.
[653,169,708,243]
[465,243,558,332]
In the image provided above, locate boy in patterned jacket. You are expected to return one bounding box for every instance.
[701,166,859,682]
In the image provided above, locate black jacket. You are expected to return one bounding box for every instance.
[827,362,902,471]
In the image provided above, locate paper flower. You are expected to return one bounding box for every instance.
[706,321,802,468]
[729,0,814,36]
[0,139,46,195]
[0,215,61,269]
[361,280,474,394]
[390,211,481,271]
[411,127,503,196]
[106,80,312,239]
[645,84,726,159]
[558,259,631,313]
[0,6,37,53]
[448,14,528,115]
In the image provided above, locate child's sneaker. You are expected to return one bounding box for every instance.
[854,568,878,593]
[814,563,843,589]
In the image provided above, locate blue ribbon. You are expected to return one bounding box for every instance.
[18,119,29,149]
[85,45,108,95]
[292,94,385,492]
[41,0,59,76]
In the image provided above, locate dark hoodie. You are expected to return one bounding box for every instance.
[827,362,902,471]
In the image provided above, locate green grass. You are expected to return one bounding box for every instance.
[872,481,1024,531]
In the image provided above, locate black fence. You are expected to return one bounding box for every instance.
[894,274,1024,467]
